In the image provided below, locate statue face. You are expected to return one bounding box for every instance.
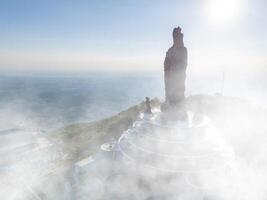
[173,27,182,38]
[172,27,184,45]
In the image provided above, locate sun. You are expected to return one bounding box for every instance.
[205,0,242,24]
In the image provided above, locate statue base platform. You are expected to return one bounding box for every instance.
[160,101,188,122]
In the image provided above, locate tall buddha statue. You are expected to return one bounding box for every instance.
[164,26,188,106]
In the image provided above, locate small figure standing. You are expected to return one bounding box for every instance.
[164,27,188,106]
[145,97,152,114]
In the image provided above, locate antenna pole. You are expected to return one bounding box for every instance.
[221,71,225,95]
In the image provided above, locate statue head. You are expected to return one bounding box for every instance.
[172,26,184,47]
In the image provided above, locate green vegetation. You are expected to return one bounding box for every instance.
[50,98,160,161]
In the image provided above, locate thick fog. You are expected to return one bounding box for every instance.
[0,71,267,199]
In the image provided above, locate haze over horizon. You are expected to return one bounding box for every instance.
[0,0,266,74]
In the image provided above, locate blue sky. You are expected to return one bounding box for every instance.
[0,0,266,73]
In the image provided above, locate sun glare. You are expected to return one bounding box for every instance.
[205,0,242,24]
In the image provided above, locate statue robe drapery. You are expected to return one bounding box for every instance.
[164,45,187,105]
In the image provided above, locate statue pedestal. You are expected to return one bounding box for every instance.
[160,101,188,122]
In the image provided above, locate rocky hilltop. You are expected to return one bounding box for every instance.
[49,94,267,165]
[50,98,161,161]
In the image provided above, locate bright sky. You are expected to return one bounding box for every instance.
[0,0,266,73]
